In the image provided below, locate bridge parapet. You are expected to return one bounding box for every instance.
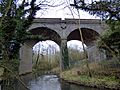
[28,18,106,37]
[32,18,102,24]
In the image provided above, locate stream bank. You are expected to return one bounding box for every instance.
[60,70,120,90]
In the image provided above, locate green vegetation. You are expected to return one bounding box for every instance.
[0,0,40,89]
[60,60,120,89]
[32,45,86,75]
[68,47,86,67]
[97,20,120,58]
[61,73,120,89]
[71,0,120,20]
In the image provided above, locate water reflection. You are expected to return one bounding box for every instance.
[28,75,61,90]
[61,81,101,90]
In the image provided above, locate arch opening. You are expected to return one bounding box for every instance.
[67,40,87,67]
[32,40,60,72]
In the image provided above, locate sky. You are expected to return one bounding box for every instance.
[33,40,86,54]
[35,0,100,19]
[17,0,100,19]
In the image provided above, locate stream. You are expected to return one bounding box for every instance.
[21,74,107,90]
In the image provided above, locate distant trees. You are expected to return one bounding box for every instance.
[32,40,86,71]
[71,0,120,20]
[68,46,86,66]
[32,41,60,74]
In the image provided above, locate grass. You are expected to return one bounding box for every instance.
[60,70,120,89]
[60,60,120,90]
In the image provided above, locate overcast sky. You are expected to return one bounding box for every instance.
[17,0,99,19]
[35,0,100,19]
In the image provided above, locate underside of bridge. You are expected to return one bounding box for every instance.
[29,27,61,46]
[67,28,100,46]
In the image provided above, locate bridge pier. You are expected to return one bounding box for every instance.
[60,39,69,70]
[19,42,33,75]
[87,45,106,62]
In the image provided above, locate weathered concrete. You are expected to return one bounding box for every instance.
[19,40,36,74]
[19,18,107,74]
[87,44,106,62]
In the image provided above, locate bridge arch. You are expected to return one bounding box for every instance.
[19,27,61,74]
[67,28,102,62]
[67,28,100,46]
[29,27,61,46]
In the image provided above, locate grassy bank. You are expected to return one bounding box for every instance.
[60,60,120,90]
[60,69,120,89]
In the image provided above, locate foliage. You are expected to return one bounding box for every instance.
[68,47,86,67]
[97,20,120,57]
[71,0,120,20]
[0,0,41,78]
[32,52,60,75]
[0,0,42,60]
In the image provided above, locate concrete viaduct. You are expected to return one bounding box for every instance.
[19,18,107,74]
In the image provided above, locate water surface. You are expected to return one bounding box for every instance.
[29,75,61,90]
[27,75,106,90]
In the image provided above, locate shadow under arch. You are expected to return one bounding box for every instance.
[29,27,61,46]
[67,28,100,46]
